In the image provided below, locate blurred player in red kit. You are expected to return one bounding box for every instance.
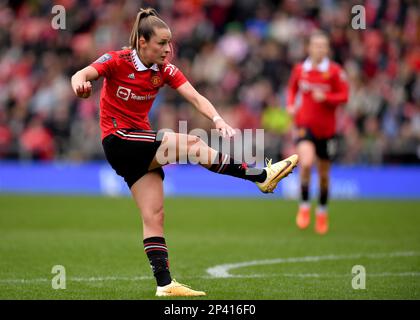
[286,31,349,235]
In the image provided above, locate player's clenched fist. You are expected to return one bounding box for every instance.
[74,81,92,98]
[214,118,236,138]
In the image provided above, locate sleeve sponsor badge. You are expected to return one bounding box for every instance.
[95,53,112,64]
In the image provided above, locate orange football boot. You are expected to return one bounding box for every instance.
[315,213,329,235]
[296,206,310,229]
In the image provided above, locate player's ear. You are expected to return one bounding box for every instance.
[138,36,147,48]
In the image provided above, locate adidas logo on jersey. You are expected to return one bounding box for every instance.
[128,73,135,80]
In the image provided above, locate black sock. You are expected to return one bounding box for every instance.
[208,153,266,183]
[319,187,329,206]
[143,237,172,287]
[301,184,309,202]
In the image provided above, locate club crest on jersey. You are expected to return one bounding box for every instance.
[151,75,162,87]
[322,72,330,79]
[128,73,135,80]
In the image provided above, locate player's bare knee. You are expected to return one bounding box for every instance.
[154,206,165,220]
[143,206,164,225]
[187,135,204,151]
[188,135,201,144]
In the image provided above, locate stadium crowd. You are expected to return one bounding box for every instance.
[0,0,419,163]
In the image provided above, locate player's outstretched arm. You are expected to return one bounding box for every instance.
[71,66,99,99]
[176,81,236,138]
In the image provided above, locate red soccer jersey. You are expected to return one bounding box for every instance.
[287,58,349,138]
[90,49,187,139]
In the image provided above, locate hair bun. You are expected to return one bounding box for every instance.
[139,8,157,19]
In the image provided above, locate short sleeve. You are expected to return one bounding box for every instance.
[90,52,117,78]
[162,63,187,89]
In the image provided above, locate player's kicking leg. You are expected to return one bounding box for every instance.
[149,132,298,193]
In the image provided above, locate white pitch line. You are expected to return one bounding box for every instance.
[0,275,153,284]
[0,251,419,285]
[206,251,420,278]
[1,271,420,285]
[253,272,420,279]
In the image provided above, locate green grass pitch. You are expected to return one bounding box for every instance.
[0,195,419,299]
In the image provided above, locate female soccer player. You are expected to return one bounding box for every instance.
[71,8,298,296]
[286,31,349,235]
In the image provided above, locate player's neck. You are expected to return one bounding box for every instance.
[137,51,154,68]
[311,58,323,67]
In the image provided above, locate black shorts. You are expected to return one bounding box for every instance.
[295,127,338,161]
[102,129,165,189]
